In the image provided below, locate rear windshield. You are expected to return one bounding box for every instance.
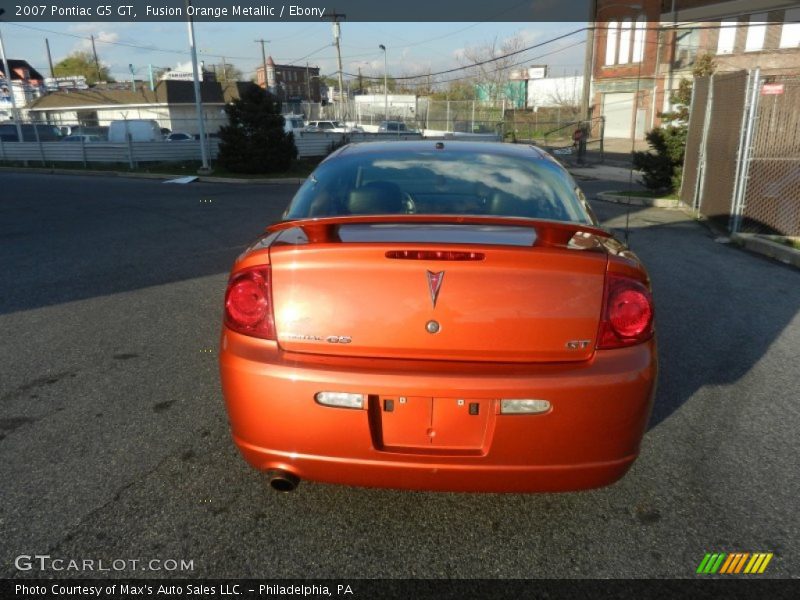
[284,148,592,224]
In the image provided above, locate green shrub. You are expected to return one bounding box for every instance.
[632,53,716,193]
[633,126,687,192]
[218,83,298,174]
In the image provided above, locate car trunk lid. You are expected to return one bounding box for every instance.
[268,219,608,363]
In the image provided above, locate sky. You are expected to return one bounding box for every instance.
[1,21,589,85]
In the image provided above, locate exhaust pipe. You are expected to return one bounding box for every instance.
[267,470,300,492]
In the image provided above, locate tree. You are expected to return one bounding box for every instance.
[152,67,170,81]
[429,80,477,101]
[212,62,244,82]
[546,79,582,119]
[217,83,297,174]
[632,53,716,192]
[397,70,439,97]
[53,51,114,84]
[461,34,524,106]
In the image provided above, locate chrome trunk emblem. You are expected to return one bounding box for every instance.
[426,270,445,308]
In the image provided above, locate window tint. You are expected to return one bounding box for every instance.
[285,149,592,224]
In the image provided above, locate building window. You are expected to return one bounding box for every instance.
[618,19,632,64]
[674,27,699,68]
[632,16,646,62]
[745,13,768,52]
[717,19,737,54]
[605,20,619,65]
[780,7,800,48]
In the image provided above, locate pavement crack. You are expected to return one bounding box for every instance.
[19,450,178,573]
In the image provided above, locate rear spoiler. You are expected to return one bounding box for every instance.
[266,215,612,248]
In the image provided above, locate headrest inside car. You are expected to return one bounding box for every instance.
[348,181,406,214]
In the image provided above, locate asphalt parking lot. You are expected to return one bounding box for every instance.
[1,171,798,579]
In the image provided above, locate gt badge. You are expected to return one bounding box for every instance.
[427,270,445,308]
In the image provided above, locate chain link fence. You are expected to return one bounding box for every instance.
[682,70,800,238]
[680,76,710,209]
[692,71,749,228]
[739,76,800,236]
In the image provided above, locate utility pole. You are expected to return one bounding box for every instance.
[324,11,346,120]
[666,0,678,114]
[255,38,269,91]
[306,62,311,101]
[581,0,597,122]
[45,38,55,78]
[221,56,227,82]
[90,34,101,83]
[128,64,136,91]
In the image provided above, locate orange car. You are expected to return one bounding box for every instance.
[220,141,657,493]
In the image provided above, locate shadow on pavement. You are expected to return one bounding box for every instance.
[590,198,800,431]
[0,172,298,316]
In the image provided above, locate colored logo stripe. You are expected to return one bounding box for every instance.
[697,552,773,574]
[697,553,726,574]
[720,553,749,574]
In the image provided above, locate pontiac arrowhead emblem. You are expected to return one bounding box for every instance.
[426,270,445,308]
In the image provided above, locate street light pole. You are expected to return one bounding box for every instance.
[379,44,388,121]
[185,0,210,174]
[0,10,24,142]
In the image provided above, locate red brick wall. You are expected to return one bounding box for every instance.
[594,0,663,80]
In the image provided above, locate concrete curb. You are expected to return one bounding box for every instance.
[0,165,306,185]
[731,233,800,268]
[596,191,682,209]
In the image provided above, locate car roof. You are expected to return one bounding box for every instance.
[333,140,555,163]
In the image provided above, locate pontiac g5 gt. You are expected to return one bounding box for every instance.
[220,142,657,493]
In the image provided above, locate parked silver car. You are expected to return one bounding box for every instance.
[304,120,363,133]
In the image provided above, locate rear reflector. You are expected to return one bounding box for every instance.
[315,392,364,409]
[385,250,485,261]
[500,399,551,415]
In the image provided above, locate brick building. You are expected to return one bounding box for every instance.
[592,0,800,139]
[255,56,321,103]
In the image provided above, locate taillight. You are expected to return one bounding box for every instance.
[596,273,654,349]
[223,266,275,340]
[385,250,485,261]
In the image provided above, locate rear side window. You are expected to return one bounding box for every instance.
[285,149,592,224]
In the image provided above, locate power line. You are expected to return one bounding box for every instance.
[340,17,799,88]
[5,21,253,60]
[376,41,588,89]
[344,28,587,81]
[283,43,333,66]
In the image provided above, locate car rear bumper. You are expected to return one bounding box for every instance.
[220,330,657,493]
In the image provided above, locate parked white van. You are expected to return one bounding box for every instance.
[283,114,305,136]
[108,119,163,142]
